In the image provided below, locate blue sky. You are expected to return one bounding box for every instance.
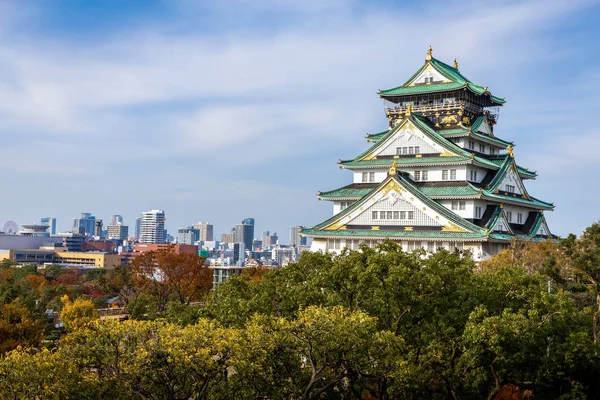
[0,0,599,241]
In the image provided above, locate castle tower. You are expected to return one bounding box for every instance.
[302,47,554,261]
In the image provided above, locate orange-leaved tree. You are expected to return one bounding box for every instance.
[131,246,211,311]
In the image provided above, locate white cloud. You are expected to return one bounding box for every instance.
[0,0,598,236]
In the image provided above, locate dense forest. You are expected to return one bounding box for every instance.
[2,222,600,399]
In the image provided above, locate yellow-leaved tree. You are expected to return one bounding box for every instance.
[60,295,98,332]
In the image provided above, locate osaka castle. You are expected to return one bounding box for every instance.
[302,47,554,261]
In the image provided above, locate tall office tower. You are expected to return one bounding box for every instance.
[107,223,129,240]
[221,231,234,243]
[178,226,200,245]
[72,213,96,236]
[94,219,103,237]
[110,215,123,225]
[262,231,271,249]
[139,210,166,244]
[290,226,307,247]
[193,222,214,241]
[135,217,142,239]
[40,217,57,235]
[270,232,279,246]
[234,219,254,252]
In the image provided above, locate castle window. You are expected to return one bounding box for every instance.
[408,147,414,154]
[340,201,349,210]
[393,211,399,219]
[450,169,457,179]
[402,147,408,155]
[442,170,448,180]
[506,185,515,193]
[475,207,482,219]
[400,211,406,219]
[408,211,414,220]
[369,172,375,182]
[479,144,485,153]
[422,170,428,180]
[372,211,378,220]
[517,213,523,224]
[414,146,420,154]
[451,201,459,210]
[469,170,478,181]
[414,171,421,181]
[506,211,512,222]
[362,172,368,183]
[396,147,401,155]
[468,141,475,150]
[459,201,466,210]
[380,211,386,219]
[427,242,435,252]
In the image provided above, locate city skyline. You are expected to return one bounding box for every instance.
[1,1,599,238]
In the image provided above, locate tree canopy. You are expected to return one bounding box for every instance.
[2,225,600,398]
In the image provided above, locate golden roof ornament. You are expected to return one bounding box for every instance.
[506,145,514,158]
[388,160,398,176]
[453,58,459,69]
[426,45,433,61]
[405,103,412,117]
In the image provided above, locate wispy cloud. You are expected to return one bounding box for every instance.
[0,0,597,238]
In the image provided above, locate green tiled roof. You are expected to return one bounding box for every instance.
[420,184,481,197]
[379,58,505,105]
[489,232,554,243]
[340,156,471,168]
[318,184,376,199]
[319,182,481,200]
[484,156,537,179]
[487,156,513,191]
[517,166,537,179]
[366,130,389,142]
[483,192,554,210]
[438,128,513,148]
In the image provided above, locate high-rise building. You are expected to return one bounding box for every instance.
[290,226,307,247]
[303,47,554,262]
[139,210,166,244]
[94,219,103,237]
[72,213,95,236]
[40,217,56,235]
[135,217,141,239]
[262,231,270,249]
[221,231,234,243]
[110,215,124,225]
[272,246,295,267]
[178,226,200,245]
[234,219,253,252]
[270,232,279,247]
[193,222,214,241]
[107,224,129,240]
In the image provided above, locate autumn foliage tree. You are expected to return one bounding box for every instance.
[130,247,211,311]
[60,295,98,332]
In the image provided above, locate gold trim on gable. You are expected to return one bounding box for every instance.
[371,226,380,231]
[442,222,467,233]
[325,221,344,231]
